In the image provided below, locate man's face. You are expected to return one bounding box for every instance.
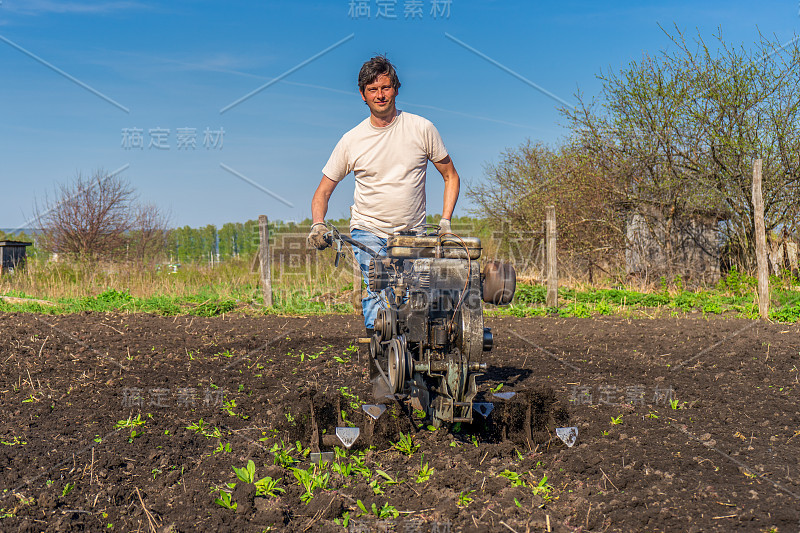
[361,74,397,119]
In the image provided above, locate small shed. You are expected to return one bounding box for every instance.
[0,240,33,273]
[624,204,724,284]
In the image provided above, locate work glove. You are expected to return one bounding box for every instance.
[307,223,330,250]
[438,218,452,235]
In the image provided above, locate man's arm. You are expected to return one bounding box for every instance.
[311,175,339,224]
[433,155,460,220]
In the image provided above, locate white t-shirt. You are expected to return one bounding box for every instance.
[322,110,448,238]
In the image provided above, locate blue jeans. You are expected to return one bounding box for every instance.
[350,229,388,330]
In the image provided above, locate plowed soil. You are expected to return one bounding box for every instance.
[1,312,799,532]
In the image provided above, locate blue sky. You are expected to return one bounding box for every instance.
[0,0,797,229]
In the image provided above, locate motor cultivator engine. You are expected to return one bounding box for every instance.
[366,233,516,427]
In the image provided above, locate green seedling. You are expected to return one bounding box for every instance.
[391,432,420,456]
[369,479,385,495]
[254,476,285,498]
[415,455,434,483]
[0,436,27,446]
[514,497,522,508]
[610,415,623,425]
[530,475,553,500]
[222,398,248,419]
[646,411,659,419]
[670,398,681,410]
[470,434,479,447]
[187,418,208,434]
[114,414,145,430]
[294,440,310,457]
[457,490,475,507]
[375,469,400,485]
[490,383,504,393]
[337,386,363,410]
[62,483,75,497]
[332,462,353,477]
[356,500,399,519]
[213,442,232,454]
[341,410,355,427]
[214,490,236,510]
[349,456,372,478]
[128,429,142,443]
[334,511,351,528]
[151,468,162,479]
[16,495,34,506]
[499,469,525,487]
[233,460,257,484]
[270,443,297,468]
[334,344,357,364]
[291,465,329,503]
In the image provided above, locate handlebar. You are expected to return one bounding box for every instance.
[324,226,382,259]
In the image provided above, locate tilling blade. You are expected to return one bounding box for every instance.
[473,402,494,417]
[335,427,360,448]
[362,404,387,420]
[493,391,517,400]
[310,452,334,464]
[556,427,579,448]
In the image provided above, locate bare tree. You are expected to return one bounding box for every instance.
[468,140,625,280]
[35,170,169,261]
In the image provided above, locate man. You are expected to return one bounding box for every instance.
[308,55,460,335]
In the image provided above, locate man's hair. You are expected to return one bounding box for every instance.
[358,55,401,94]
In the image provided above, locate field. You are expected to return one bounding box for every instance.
[1,312,799,532]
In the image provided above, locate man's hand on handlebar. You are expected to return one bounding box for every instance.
[438,218,451,235]
[307,222,331,250]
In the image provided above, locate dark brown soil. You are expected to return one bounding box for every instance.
[1,312,799,532]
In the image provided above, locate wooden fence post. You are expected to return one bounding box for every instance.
[752,159,769,319]
[258,215,273,307]
[545,206,558,307]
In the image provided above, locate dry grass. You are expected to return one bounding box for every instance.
[0,252,356,304]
